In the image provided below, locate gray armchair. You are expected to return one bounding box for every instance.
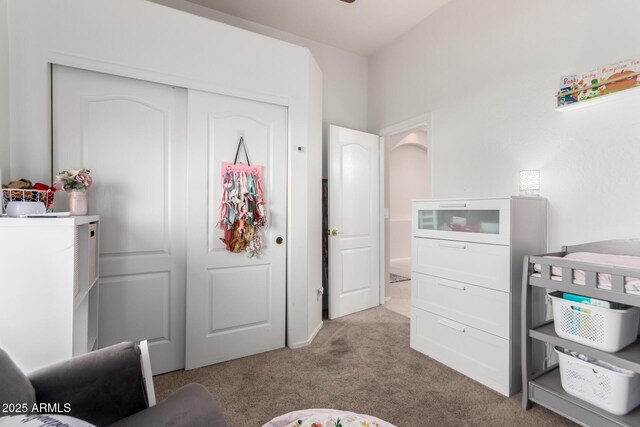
[0,342,227,427]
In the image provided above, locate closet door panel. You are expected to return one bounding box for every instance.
[82,98,167,255]
[53,65,187,374]
[185,90,287,369]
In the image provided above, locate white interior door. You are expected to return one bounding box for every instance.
[53,65,187,374]
[328,125,380,319]
[185,90,287,370]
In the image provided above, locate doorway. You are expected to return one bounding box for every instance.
[381,119,431,318]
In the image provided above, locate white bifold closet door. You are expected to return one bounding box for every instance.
[52,65,187,374]
[185,90,287,370]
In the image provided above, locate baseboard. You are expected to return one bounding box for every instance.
[289,321,323,349]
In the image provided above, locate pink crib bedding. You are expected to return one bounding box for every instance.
[532,252,640,295]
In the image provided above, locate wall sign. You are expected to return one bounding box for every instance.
[558,58,640,108]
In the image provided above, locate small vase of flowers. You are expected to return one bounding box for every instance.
[54,169,93,215]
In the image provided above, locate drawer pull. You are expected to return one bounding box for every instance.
[438,281,466,291]
[437,318,466,333]
[439,242,467,249]
[439,203,467,208]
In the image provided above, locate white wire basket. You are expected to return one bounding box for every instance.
[555,346,640,415]
[2,188,56,212]
[549,292,640,352]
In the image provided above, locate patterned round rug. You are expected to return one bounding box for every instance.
[263,409,396,427]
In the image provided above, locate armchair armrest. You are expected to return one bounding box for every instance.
[28,342,148,426]
[138,340,156,407]
[108,384,228,427]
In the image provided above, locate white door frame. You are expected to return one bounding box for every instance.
[378,113,433,304]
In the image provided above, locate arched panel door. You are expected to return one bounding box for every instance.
[52,65,187,374]
[185,90,287,369]
[328,125,380,319]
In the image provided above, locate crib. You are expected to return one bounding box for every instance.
[521,239,640,426]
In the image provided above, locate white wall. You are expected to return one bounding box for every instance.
[307,56,323,343]
[0,0,9,184]
[149,0,369,177]
[369,0,640,251]
[7,0,322,348]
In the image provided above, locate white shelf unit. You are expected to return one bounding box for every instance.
[410,197,547,396]
[0,216,100,373]
[522,239,640,427]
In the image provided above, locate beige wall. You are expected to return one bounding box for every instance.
[389,131,428,263]
[383,129,429,293]
[389,131,428,221]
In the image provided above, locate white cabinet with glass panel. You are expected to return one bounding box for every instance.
[410,197,546,396]
[413,198,511,245]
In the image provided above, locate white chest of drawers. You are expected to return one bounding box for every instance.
[410,197,546,396]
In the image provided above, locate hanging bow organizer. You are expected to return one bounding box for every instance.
[217,137,267,257]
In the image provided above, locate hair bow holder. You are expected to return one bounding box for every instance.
[217,137,267,257]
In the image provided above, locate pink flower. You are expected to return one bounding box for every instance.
[56,168,93,191]
[53,177,65,191]
[74,172,93,189]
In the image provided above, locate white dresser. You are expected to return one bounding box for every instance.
[410,197,546,396]
[0,216,100,373]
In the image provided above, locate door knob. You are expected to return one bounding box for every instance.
[331,229,342,236]
[276,237,283,244]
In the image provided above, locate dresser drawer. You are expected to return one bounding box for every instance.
[412,237,510,292]
[410,307,510,396]
[413,199,510,245]
[412,272,509,338]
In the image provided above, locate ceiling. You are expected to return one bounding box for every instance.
[183,0,451,56]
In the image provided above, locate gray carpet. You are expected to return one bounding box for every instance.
[154,307,574,426]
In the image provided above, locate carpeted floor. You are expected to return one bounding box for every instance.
[154,307,574,426]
